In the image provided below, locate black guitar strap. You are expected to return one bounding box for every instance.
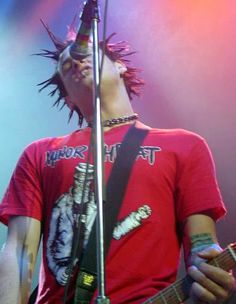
[73,123,149,303]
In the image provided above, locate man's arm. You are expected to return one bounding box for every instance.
[0,216,41,304]
[183,214,235,303]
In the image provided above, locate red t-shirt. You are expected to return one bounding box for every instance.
[0,122,226,303]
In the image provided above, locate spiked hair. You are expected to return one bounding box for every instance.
[37,19,144,127]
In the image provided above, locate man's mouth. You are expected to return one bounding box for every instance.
[80,64,92,76]
[72,64,92,82]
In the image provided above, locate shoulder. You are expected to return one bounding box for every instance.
[15,130,83,167]
[137,121,207,146]
[137,122,214,163]
[22,130,80,153]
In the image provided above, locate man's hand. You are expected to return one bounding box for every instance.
[188,246,236,303]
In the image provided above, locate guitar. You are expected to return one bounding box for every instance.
[143,243,236,304]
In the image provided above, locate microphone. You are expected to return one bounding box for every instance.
[69,0,99,60]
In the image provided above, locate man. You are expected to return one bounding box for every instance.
[0,21,235,303]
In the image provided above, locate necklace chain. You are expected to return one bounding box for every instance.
[88,113,139,128]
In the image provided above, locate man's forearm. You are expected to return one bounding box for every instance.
[0,217,41,304]
[182,214,218,265]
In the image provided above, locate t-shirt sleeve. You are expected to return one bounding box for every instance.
[176,137,226,223]
[0,143,43,225]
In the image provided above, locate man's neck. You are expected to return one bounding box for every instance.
[85,85,135,126]
[101,85,134,120]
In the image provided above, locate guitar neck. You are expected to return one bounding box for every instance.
[143,243,236,304]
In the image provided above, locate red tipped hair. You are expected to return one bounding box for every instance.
[36,19,144,126]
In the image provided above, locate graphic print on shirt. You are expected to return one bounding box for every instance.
[113,205,152,240]
[46,163,96,286]
[46,162,153,286]
[45,143,161,167]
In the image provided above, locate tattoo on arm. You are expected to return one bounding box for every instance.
[190,233,215,254]
[19,245,34,301]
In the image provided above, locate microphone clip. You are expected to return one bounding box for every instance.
[81,0,100,24]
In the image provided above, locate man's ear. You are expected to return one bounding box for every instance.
[115,60,127,76]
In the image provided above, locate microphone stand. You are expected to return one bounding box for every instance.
[89,1,110,303]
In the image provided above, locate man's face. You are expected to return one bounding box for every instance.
[57,45,126,113]
[58,45,93,98]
